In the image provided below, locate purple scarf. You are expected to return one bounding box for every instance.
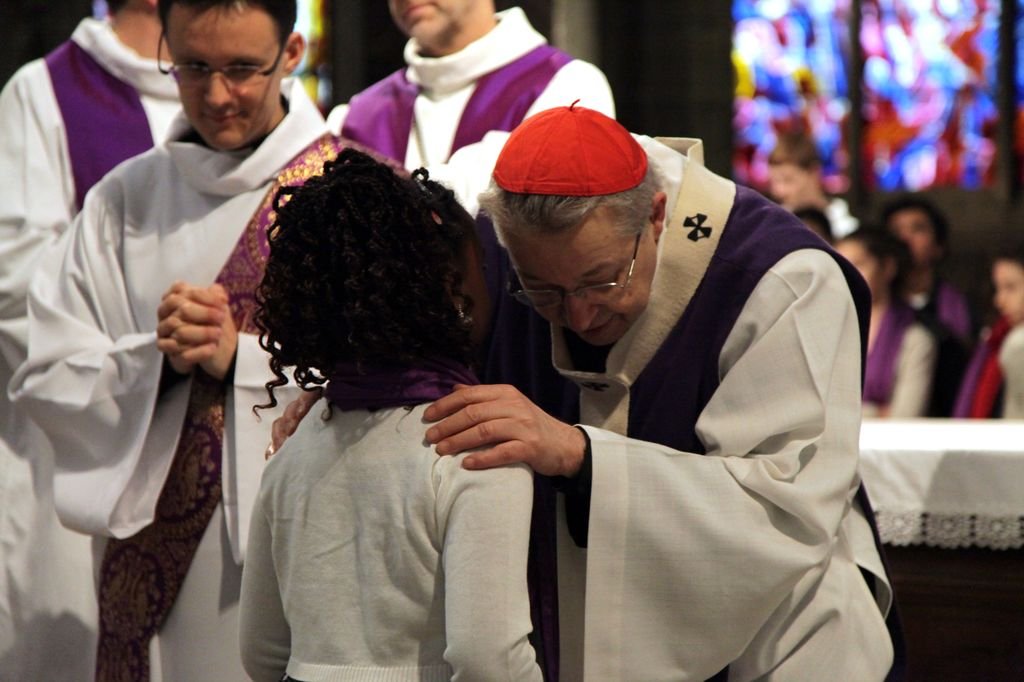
[325,357,478,411]
[863,303,916,406]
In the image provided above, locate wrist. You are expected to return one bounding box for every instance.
[562,425,589,478]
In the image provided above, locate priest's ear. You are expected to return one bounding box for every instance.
[280,31,306,76]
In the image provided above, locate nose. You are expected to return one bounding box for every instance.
[562,294,600,334]
[203,72,234,108]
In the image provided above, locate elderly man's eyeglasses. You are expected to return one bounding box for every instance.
[509,232,642,310]
[157,38,285,88]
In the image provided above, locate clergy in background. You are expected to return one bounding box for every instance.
[9,0,348,678]
[0,1,178,677]
[425,104,900,680]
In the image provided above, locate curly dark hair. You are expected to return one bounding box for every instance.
[255,148,478,411]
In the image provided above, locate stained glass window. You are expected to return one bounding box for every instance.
[732,0,854,194]
[860,0,1000,191]
[1017,0,1024,184]
[296,0,332,111]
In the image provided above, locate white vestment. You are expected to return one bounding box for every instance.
[328,7,614,216]
[0,17,179,680]
[553,138,894,681]
[9,79,322,677]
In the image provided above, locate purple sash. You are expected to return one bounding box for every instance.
[342,44,572,163]
[933,279,972,342]
[863,303,916,406]
[44,41,154,211]
[326,358,479,411]
[95,134,347,682]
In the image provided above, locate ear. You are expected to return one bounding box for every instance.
[650,191,667,243]
[280,31,306,75]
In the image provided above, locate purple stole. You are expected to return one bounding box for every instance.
[341,44,573,163]
[325,358,479,411]
[95,134,347,682]
[953,340,992,418]
[627,187,870,452]
[863,303,917,407]
[933,279,972,341]
[609,189,904,681]
[44,41,154,211]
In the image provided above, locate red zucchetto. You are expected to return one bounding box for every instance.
[492,101,647,196]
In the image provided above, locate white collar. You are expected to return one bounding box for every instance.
[70,17,179,102]
[403,7,547,96]
[165,79,328,196]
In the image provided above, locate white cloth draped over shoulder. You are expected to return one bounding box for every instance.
[0,17,179,679]
[9,79,322,565]
[552,137,893,681]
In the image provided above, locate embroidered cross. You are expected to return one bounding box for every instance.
[684,213,712,242]
[579,381,609,392]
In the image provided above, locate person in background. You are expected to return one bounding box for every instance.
[9,0,345,678]
[835,228,937,418]
[240,148,541,682]
[954,244,1024,419]
[793,204,834,244]
[768,129,859,238]
[0,1,179,677]
[329,0,613,172]
[882,194,973,416]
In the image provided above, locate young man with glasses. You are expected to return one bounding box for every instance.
[10,1,349,678]
[0,1,178,678]
[424,105,902,680]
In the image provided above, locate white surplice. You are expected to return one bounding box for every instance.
[8,78,324,676]
[0,17,179,680]
[328,7,614,184]
[553,138,894,681]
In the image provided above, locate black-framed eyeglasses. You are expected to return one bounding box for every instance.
[508,232,642,310]
[157,35,286,89]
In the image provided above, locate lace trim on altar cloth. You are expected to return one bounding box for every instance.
[874,510,1024,550]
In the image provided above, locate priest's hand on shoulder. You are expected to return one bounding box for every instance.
[156,281,238,380]
[424,384,586,477]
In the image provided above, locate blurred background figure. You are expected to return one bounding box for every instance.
[0,1,178,678]
[954,245,1024,419]
[835,227,937,418]
[883,195,973,417]
[793,205,833,244]
[768,129,859,238]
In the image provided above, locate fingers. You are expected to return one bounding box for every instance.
[157,297,226,329]
[460,441,531,470]
[431,414,523,456]
[423,383,516,422]
[271,389,322,451]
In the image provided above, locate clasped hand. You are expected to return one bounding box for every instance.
[423,384,586,477]
[156,281,237,380]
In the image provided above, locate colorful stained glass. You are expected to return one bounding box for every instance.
[860,0,1000,191]
[732,0,854,194]
[1017,0,1024,185]
[296,0,332,111]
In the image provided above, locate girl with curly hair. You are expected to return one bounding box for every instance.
[238,148,541,681]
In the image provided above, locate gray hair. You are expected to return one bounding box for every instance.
[479,160,663,246]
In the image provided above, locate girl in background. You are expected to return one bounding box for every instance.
[835,228,937,418]
[954,245,1024,419]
